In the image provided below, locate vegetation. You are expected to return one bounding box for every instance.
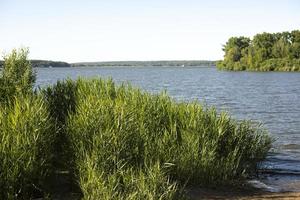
[0,48,54,199]
[0,96,54,199]
[217,30,300,71]
[66,78,271,199]
[0,48,272,199]
[0,59,71,68]
[30,60,71,68]
[1,60,216,68]
[0,48,36,103]
[72,60,216,67]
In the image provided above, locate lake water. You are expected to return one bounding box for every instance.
[36,66,300,192]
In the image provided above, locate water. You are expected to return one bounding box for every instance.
[36,66,300,191]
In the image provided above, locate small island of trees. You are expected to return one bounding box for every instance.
[217,30,300,71]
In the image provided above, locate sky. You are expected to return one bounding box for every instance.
[0,0,299,62]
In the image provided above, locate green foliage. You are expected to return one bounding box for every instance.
[42,79,77,126]
[291,42,300,59]
[77,161,182,200]
[217,30,300,71]
[272,38,290,59]
[0,95,54,199]
[0,48,272,199]
[65,78,271,199]
[40,80,80,198]
[0,48,36,103]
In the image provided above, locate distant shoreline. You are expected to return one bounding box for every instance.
[72,60,216,67]
[1,60,217,68]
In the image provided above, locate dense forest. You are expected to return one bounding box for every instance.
[0,60,70,68]
[72,60,216,67]
[217,30,300,71]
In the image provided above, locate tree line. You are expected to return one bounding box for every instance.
[0,60,70,68]
[217,30,300,71]
[72,60,216,67]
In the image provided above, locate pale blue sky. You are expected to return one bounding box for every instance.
[0,0,299,62]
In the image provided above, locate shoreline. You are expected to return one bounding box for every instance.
[187,186,300,200]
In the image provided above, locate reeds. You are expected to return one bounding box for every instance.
[0,95,54,199]
[0,48,53,199]
[0,48,35,104]
[0,77,271,199]
[66,77,271,199]
[0,49,272,199]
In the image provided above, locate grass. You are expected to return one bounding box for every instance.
[65,77,271,199]
[0,48,53,199]
[0,48,35,104]
[0,49,272,199]
[0,95,54,199]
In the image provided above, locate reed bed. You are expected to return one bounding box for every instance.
[0,95,54,199]
[65,78,271,200]
[0,77,271,199]
[0,48,54,199]
[0,48,271,199]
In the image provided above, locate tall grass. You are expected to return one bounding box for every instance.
[41,79,77,167]
[0,48,54,199]
[0,48,272,199]
[0,95,54,199]
[40,80,80,198]
[0,48,35,104]
[66,77,271,199]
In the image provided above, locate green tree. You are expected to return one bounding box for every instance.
[272,38,290,58]
[218,30,300,71]
[221,36,250,68]
[252,32,276,60]
[291,30,300,43]
[291,42,300,59]
[290,30,300,59]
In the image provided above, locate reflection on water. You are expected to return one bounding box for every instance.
[36,66,300,191]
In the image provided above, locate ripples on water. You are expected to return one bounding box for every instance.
[36,66,300,191]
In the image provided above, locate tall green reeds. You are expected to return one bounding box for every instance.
[66,78,271,199]
[0,48,272,199]
[0,48,35,104]
[41,79,77,166]
[0,48,53,199]
[0,95,54,199]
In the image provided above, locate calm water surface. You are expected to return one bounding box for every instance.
[36,66,300,191]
